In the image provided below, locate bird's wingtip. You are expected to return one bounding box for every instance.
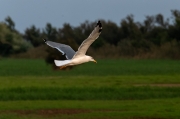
[96,21,102,28]
[43,38,47,42]
[96,21,102,33]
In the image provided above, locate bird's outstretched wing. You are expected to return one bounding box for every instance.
[44,39,76,59]
[72,21,102,59]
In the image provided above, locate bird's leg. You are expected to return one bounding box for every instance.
[60,65,67,69]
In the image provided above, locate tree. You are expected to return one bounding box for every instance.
[155,14,169,28]
[0,23,31,56]
[119,15,142,41]
[168,10,180,41]
[100,20,119,45]
[5,16,15,31]
[43,23,57,41]
[24,25,42,47]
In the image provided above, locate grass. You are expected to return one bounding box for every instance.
[0,86,180,100]
[0,99,180,119]
[0,58,180,76]
[0,75,180,88]
[0,58,180,118]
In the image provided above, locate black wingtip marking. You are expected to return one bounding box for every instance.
[99,29,102,32]
[96,21,102,28]
[43,38,47,42]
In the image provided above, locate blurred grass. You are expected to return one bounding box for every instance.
[0,99,180,119]
[0,59,180,101]
[0,58,180,76]
[0,75,180,89]
[0,59,180,118]
[0,87,180,100]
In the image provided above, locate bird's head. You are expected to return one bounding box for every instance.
[89,56,97,63]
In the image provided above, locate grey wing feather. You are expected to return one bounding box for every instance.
[73,21,102,59]
[45,41,76,59]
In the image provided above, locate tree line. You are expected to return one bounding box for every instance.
[0,10,180,65]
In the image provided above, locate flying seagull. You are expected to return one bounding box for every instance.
[44,21,102,69]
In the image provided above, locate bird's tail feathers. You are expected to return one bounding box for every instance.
[54,60,71,67]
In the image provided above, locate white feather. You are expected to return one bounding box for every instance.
[54,60,71,66]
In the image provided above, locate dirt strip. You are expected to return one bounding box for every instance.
[1,109,167,119]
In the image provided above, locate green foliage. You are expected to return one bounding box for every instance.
[0,23,32,56]
[5,16,15,31]
[2,10,180,61]
[43,23,57,40]
[24,25,43,47]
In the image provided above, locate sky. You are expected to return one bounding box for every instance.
[0,0,180,33]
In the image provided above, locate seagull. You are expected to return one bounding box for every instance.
[44,21,102,69]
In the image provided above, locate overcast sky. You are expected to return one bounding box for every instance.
[0,0,180,33]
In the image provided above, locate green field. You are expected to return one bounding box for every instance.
[1,58,180,76]
[0,59,180,119]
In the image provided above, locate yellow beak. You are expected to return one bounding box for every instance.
[93,60,97,63]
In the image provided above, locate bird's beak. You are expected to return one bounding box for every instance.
[93,59,97,63]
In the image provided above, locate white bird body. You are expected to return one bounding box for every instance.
[54,55,95,67]
[44,21,102,69]
[71,55,94,65]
